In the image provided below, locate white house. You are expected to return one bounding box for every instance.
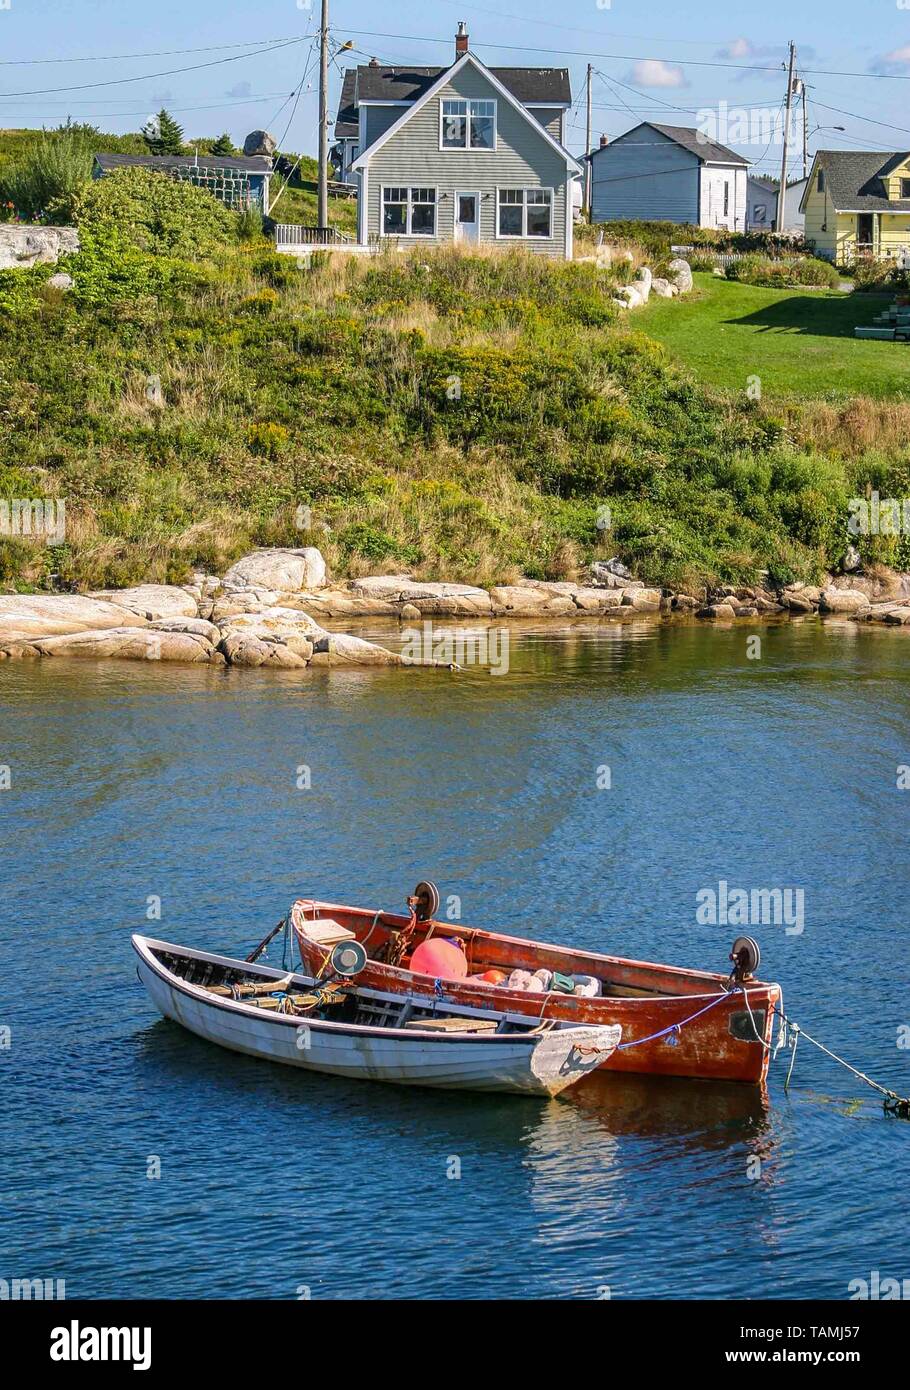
[589,123,749,230]
[747,175,807,232]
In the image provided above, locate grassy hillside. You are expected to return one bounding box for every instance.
[639,274,909,401]
[2,186,910,594]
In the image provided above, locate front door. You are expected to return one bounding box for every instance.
[455,191,480,244]
[857,213,875,253]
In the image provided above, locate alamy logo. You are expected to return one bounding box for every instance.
[400,621,510,676]
[0,1276,65,1300]
[847,492,910,536]
[696,880,805,935]
[696,101,790,148]
[0,498,66,546]
[50,1321,152,1371]
[848,1270,910,1299]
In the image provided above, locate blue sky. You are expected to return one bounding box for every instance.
[1,0,908,172]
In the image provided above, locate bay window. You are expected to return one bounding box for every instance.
[441,99,496,150]
[382,186,437,237]
[498,188,553,239]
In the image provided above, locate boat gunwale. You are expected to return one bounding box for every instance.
[132,935,616,1048]
[291,901,778,1004]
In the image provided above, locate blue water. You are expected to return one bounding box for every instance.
[1,618,909,1299]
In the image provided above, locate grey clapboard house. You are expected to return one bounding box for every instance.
[339,25,582,259]
[590,123,749,230]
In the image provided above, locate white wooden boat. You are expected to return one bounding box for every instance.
[132,935,622,1098]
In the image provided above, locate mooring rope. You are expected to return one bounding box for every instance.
[771,1003,910,1116]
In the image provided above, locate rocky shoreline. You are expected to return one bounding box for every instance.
[1,548,909,673]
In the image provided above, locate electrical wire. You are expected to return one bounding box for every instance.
[0,36,307,100]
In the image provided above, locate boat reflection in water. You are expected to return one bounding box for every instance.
[571,1067,772,1140]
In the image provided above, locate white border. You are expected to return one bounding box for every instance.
[494,186,555,241]
[438,97,498,153]
[379,183,440,239]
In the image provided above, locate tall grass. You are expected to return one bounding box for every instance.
[0,127,95,222]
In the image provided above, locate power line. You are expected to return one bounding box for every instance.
[341,28,910,81]
[0,36,306,99]
[0,37,305,67]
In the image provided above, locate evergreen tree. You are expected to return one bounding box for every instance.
[209,133,235,157]
[142,108,185,156]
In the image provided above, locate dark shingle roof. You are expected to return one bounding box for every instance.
[813,149,910,211]
[94,152,272,175]
[334,63,571,131]
[647,123,749,166]
[334,69,358,138]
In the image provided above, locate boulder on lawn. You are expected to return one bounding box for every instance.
[614,284,644,309]
[221,547,327,594]
[632,266,652,303]
[667,258,693,293]
[651,277,677,298]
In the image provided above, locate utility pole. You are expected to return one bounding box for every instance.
[777,40,796,233]
[800,78,808,179]
[317,0,329,231]
[585,63,593,218]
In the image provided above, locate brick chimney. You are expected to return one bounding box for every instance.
[456,22,469,58]
[599,134,609,148]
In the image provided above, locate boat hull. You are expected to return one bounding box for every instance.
[133,937,621,1098]
[293,902,780,1085]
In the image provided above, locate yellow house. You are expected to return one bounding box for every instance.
[800,150,910,265]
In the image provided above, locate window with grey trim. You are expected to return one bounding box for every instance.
[382,186,436,236]
[441,98,496,149]
[498,188,553,238]
[901,178,910,199]
[817,169,825,193]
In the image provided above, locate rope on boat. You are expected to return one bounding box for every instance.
[615,987,733,1050]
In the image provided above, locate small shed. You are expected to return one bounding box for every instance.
[92,152,273,213]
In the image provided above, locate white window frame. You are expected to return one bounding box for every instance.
[439,98,497,152]
[495,187,554,240]
[380,185,438,238]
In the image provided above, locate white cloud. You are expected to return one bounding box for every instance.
[627,59,687,89]
[881,44,910,64]
[720,37,753,60]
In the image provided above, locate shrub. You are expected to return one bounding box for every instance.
[0,127,94,222]
[726,254,840,289]
[71,166,237,259]
[850,257,910,293]
[237,205,265,242]
[247,422,289,458]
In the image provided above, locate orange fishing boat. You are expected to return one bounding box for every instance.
[291,883,781,1084]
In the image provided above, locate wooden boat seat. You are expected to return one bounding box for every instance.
[303,918,357,947]
[405,1016,499,1033]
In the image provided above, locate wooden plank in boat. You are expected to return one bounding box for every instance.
[405,1016,498,1033]
[305,919,356,946]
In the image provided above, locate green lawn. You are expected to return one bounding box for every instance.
[637,272,910,400]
